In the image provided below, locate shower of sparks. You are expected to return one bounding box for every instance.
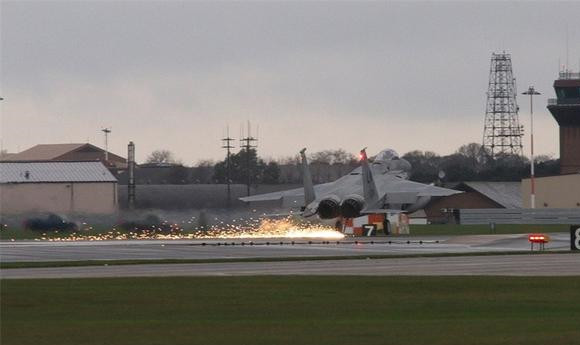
[6,217,345,241]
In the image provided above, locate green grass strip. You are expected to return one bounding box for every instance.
[2,276,580,345]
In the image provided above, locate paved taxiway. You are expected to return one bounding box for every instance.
[2,253,578,279]
[0,233,571,263]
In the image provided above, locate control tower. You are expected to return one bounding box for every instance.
[547,70,580,174]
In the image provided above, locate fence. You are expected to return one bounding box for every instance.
[460,208,580,225]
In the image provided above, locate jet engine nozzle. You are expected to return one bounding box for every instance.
[317,195,341,219]
[340,195,366,218]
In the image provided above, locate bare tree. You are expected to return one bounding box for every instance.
[329,149,357,165]
[277,154,301,165]
[146,150,177,164]
[309,149,356,165]
[310,150,333,164]
[194,159,214,167]
[456,143,491,171]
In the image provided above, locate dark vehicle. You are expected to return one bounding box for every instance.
[24,214,78,232]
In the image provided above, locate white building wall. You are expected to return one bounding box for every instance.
[0,182,117,214]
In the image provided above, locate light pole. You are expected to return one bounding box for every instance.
[522,86,541,209]
[101,128,111,162]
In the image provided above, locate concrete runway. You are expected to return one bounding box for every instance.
[0,233,572,263]
[2,253,579,279]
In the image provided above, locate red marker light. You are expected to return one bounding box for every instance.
[528,233,550,243]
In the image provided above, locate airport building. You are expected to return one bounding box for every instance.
[0,161,118,215]
[547,70,580,174]
[521,70,580,208]
[521,174,580,208]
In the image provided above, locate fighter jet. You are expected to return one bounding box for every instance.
[240,148,461,222]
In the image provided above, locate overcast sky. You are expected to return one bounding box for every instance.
[1,1,579,164]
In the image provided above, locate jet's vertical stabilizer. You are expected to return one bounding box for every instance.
[300,148,316,205]
[360,148,380,207]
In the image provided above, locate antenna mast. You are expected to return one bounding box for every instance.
[482,52,524,157]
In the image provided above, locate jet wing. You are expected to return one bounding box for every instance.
[240,175,460,203]
[239,182,336,203]
[375,176,461,199]
[239,188,302,202]
[416,184,462,197]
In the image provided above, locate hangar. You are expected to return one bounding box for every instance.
[2,143,127,169]
[421,181,522,223]
[0,161,118,215]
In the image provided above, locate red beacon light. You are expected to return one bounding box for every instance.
[528,233,550,251]
[359,148,368,161]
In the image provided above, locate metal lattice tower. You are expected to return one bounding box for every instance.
[482,52,523,157]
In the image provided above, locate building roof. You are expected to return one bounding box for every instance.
[4,143,126,163]
[5,144,87,161]
[454,181,522,208]
[0,152,17,160]
[0,161,117,183]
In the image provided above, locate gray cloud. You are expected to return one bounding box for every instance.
[1,1,579,162]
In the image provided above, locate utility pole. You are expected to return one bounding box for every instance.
[522,86,541,209]
[221,126,234,208]
[240,121,257,197]
[101,128,111,162]
[127,141,136,210]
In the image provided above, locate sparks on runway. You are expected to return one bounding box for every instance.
[20,217,345,241]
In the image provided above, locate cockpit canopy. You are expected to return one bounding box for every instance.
[374,149,399,162]
[372,149,411,177]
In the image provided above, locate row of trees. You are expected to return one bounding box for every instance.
[403,143,559,182]
[143,144,560,184]
[144,148,357,184]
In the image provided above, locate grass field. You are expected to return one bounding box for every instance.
[2,276,580,345]
[0,223,569,240]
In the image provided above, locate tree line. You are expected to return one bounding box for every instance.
[142,143,559,185]
[402,143,559,183]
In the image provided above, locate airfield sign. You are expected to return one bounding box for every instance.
[572,225,580,251]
